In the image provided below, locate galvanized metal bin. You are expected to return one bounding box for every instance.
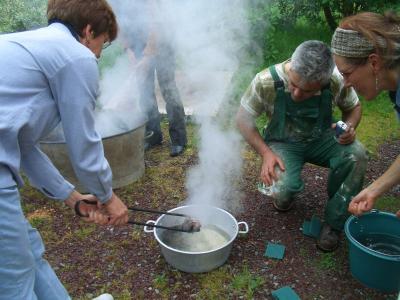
[40,121,146,192]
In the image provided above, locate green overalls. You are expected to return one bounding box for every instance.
[264,65,368,230]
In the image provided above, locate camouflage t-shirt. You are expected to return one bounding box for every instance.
[240,60,359,118]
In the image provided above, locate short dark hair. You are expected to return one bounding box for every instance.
[47,0,118,41]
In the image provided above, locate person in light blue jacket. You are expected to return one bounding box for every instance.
[0,0,128,299]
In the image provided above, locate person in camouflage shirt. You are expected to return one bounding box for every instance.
[236,40,368,252]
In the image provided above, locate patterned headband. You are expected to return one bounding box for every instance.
[331,28,374,58]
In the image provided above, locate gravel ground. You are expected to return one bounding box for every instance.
[22,139,399,299]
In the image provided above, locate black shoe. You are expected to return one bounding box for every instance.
[317,223,341,252]
[170,145,185,157]
[271,198,294,212]
[144,131,162,151]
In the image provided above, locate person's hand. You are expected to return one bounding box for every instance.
[348,188,377,216]
[260,151,285,186]
[332,122,356,145]
[83,209,110,225]
[64,191,109,225]
[103,192,129,226]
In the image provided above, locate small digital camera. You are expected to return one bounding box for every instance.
[335,120,348,137]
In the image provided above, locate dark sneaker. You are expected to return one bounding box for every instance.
[271,198,294,212]
[170,145,185,157]
[144,132,162,151]
[317,223,341,252]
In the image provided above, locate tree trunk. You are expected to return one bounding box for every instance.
[322,4,337,32]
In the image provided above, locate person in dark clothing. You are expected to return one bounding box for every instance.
[120,0,187,156]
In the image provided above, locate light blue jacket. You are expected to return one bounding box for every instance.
[0,23,112,203]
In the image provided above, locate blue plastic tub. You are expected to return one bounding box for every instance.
[344,210,400,293]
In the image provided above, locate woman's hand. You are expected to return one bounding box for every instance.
[103,192,129,225]
[348,188,377,216]
[64,191,109,224]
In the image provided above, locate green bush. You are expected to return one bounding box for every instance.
[0,0,47,33]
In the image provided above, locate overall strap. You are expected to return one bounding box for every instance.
[263,65,287,142]
[317,83,333,130]
[269,64,285,91]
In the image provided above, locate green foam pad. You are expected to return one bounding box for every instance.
[264,242,285,260]
[302,215,322,238]
[271,286,301,300]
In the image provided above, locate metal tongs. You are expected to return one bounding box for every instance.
[127,206,201,233]
[75,200,201,233]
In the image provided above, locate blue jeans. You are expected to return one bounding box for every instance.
[0,185,70,300]
[136,42,187,147]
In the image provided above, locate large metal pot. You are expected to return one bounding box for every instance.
[144,205,248,273]
[39,117,146,192]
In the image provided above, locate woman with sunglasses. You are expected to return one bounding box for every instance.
[331,11,400,217]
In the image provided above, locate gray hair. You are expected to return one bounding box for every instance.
[290,40,334,86]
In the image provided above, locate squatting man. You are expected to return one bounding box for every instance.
[236,40,368,252]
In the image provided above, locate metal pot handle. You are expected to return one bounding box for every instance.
[237,221,249,234]
[144,220,156,233]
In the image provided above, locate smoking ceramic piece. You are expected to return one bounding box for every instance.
[179,218,201,232]
[257,181,278,196]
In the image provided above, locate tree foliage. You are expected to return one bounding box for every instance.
[0,0,47,33]
[264,0,399,31]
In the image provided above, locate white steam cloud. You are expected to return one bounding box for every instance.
[105,0,249,212]
[96,54,146,138]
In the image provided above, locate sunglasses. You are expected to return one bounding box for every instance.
[102,41,112,50]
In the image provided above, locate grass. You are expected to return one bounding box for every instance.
[194,264,265,300]
[73,224,97,240]
[230,265,265,299]
[357,94,400,154]
[152,273,170,299]
[196,266,233,299]
[315,252,338,271]
[27,209,52,228]
[374,196,400,215]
